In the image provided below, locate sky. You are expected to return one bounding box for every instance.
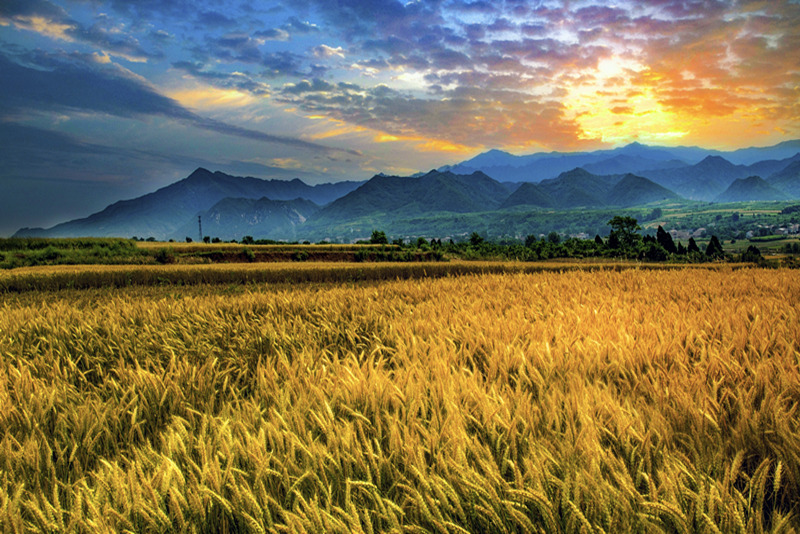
[1,0,799,235]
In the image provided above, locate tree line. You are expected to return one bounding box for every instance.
[370,216,764,263]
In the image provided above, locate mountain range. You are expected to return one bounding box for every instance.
[15,168,362,241]
[13,140,800,242]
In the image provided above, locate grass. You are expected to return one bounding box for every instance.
[0,239,430,270]
[0,260,722,293]
[1,266,798,532]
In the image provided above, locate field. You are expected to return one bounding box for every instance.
[1,265,799,532]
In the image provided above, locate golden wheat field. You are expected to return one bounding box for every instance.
[1,266,799,533]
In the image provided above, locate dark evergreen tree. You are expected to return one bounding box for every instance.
[642,242,667,261]
[607,231,621,249]
[656,225,677,254]
[687,237,700,254]
[677,241,687,255]
[741,245,763,263]
[705,235,725,259]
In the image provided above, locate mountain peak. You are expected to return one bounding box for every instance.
[187,167,214,179]
[716,175,788,202]
[698,155,734,166]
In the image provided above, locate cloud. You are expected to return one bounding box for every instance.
[0,0,161,61]
[313,45,345,59]
[278,79,589,150]
[196,10,236,28]
[282,79,336,94]
[4,0,800,159]
[284,16,320,34]
[0,50,356,155]
[254,28,290,41]
[171,61,272,95]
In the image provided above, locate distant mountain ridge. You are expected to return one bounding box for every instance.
[445,140,800,201]
[176,197,320,242]
[14,168,363,240]
[12,140,800,242]
[768,160,800,197]
[501,169,679,209]
[715,176,789,203]
[310,170,512,224]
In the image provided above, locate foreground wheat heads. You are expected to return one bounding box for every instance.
[1,268,798,533]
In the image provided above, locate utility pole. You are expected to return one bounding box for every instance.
[198,215,202,243]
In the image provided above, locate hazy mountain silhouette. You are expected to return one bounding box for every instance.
[502,169,678,209]
[14,168,362,239]
[175,197,320,241]
[581,155,687,175]
[309,170,511,222]
[445,140,800,188]
[768,160,800,198]
[636,156,748,200]
[12,141,800,242]
[715,176,789,203]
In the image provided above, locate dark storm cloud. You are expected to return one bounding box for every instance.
[0,50,351,154]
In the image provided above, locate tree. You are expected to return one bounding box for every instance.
[741,245,763,263]
[185,237,192,243]
[594,235,604,247]
[241,235,255,245]
[547,231,561,244]
[687,237,700,254]
[370,230,388,244]
[642,242,668,261]
[607,216,641,250]
[656,225,677,254]
[607,231,620,249]
[203,235,210,244]
[705,235,725,259]
[469,232,484,246]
